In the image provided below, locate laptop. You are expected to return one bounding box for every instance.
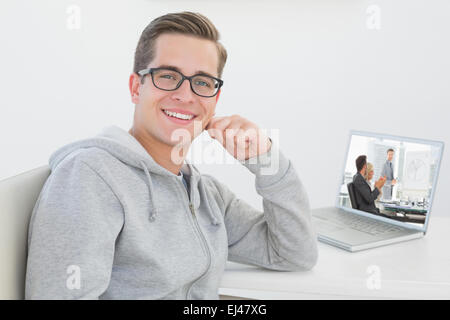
[312,130,444,252]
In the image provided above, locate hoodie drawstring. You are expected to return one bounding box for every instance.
[140,161,157,222]
[140,160,221,226]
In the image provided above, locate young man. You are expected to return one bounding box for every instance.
[380,148,397,200]
[353,155,386,214]
[25,12,318,299]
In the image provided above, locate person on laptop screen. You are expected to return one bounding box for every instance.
[353,155,386,214]
[363,162,381,200]
[380,148,397,200]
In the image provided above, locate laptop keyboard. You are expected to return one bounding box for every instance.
[319,211,402,236]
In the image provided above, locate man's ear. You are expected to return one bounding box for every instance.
[215,89,221,103]
[129,73,141,104]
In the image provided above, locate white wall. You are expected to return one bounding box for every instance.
[1,0,449,217]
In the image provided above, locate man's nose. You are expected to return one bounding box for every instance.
[172,78,195,102]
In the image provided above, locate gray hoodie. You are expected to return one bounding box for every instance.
[25,125,318,299]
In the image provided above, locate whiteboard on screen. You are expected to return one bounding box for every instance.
[402,151,430,190]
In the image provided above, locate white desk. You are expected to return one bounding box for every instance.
[219,216,450,299]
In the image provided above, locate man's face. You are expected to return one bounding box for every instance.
[387,151,394,161]
[130,33,220,147]
[362,163,367,175]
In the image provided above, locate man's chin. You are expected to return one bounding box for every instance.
[163,134,194,148]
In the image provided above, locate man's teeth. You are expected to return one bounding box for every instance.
[163,109,194,120]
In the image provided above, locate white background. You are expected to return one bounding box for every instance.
[1,0,449,217]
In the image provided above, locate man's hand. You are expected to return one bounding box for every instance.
[375,176,387,191]
[392,179,397,186]
[205,115,272,161]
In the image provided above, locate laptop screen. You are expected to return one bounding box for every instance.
[337,131,444,230]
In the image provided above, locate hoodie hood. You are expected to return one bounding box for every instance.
[48,125,220,225]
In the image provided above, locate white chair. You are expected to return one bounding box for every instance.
[0,166,51,299]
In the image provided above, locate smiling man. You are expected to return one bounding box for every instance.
[25,12,318,300]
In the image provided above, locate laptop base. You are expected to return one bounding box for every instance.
[312,207,424,252]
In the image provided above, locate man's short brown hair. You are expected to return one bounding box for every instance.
[356,155,367,172]
[133,12,228,78]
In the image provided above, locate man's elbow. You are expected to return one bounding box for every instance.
[285,240,319,272]
[296,246,318,271]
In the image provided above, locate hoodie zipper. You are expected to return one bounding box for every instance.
[178,180,212,299]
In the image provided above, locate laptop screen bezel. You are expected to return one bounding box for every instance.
[335,130,444,233]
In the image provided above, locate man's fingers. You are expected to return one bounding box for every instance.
[202,114,269,161]
[206,116,228,130]
[204,116,215,130]
[207,117,232,141]
[215,117,233,132]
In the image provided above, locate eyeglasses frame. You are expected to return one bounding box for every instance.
[137,67,224,98]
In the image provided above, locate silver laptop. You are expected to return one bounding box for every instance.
[312,130,444,252]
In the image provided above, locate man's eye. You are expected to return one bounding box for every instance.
[195,80,210,87]
[160,74,176,80]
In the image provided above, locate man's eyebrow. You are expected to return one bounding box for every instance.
[157,65,217,78]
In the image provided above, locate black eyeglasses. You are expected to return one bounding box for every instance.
[138,67,224,98]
